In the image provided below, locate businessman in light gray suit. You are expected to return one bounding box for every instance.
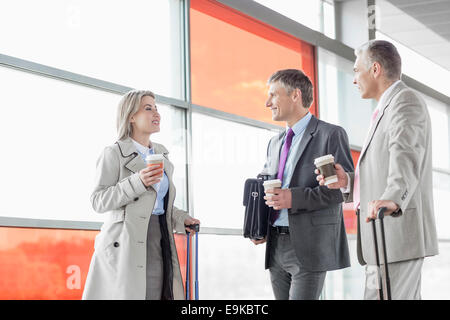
[252,69,354,300]
[316,40,439,299]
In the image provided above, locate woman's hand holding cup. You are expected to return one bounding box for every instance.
[139,166,163,187]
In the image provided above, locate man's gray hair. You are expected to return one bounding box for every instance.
[267,69,314,109]
[355,40,402,80]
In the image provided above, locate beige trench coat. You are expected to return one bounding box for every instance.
[82,137,190,300]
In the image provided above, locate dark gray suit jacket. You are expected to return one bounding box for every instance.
[261,115,354,272]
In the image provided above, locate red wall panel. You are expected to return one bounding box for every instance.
[0,227,188,299]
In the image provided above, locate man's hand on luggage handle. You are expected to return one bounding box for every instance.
[315,163,348,189]
[366,200,399,222]
[264,188,292,210]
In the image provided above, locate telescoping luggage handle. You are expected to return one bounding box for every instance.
[185,223,200,300]
[372,207,392,300]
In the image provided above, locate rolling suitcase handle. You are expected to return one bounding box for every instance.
[185,230,190,300]
[194,230,199,300]
[185,224,200,300]
[372,207,392,300]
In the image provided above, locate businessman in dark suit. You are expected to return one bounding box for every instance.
[252,69,354,299]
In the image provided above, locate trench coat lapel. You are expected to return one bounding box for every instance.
[116,138,147,174]
[116,138,174,194]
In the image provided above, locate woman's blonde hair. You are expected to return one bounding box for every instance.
[116,89,155,141]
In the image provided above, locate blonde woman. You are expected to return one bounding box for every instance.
[83,90,199,300]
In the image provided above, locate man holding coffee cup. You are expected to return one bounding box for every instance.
[315,40,438,299]
[253,69,354,300]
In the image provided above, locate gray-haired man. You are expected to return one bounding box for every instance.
[316,40,439,299]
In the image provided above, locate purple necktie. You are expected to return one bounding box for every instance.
[271,128,295,225]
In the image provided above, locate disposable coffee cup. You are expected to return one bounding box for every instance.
[145,154,164,180]
[263,179,282,193]
[314,154,338,185]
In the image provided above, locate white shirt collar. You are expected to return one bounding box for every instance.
[131,138,151,156]
[285,112,312,136]
[376,80,401,111]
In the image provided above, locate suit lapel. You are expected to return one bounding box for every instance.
[269,115,318,179]
[275,131,286,162]
[359,81,406,163]
[265,130,286,177]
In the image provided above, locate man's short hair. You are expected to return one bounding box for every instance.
[267,69,314,109]
[355,40,402,80]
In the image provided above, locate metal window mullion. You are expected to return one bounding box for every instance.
[0,53,189,110]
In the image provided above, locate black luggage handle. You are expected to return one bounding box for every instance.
[372,207,392,300]
[185,223,200,233]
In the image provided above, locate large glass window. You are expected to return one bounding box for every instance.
[191,112,277,229]
[190,0,318,125]
[0,0,184,99]
[322,238,365,299]
[425,94,450,171]
[433,171,450,240]
[152,105,188,211]
[376,31,450,98]
[317,47,376,148]
[198,234,273,299]
[418,92,450,240]
[0,66,187,222]
[422,241,450,299]
[323,239,450,299]
[254,0,336,39]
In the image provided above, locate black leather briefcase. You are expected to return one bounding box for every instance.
[243,174,272,240]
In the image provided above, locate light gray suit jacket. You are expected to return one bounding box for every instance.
[344,81,439,266]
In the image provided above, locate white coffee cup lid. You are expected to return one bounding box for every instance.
[145,154,164,162]
[263,179,282,186]
[314,154,334,165]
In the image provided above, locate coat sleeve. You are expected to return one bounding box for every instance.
[172,206,191,234]
[289,126,355,212]
[342,172,355,203]
[90,146,147,213]
[380,91,427,214]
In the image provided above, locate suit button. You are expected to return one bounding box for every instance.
[134,197,139,201]
[113,242,120,247]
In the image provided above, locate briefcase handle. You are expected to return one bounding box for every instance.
[257,174,271,180]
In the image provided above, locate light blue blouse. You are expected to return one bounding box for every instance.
[132,139,169,215]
